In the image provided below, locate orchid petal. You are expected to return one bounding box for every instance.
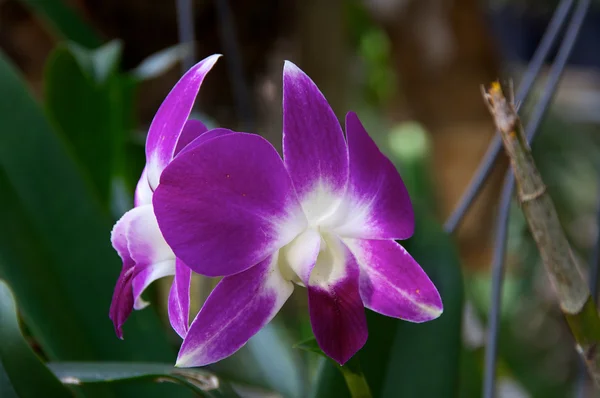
[282,61,349,223]
[154,133,307,277]
[146,54,220,189]
[176,254,293,367]
[132,260,175,310]
[108,205,176,338]
[307,235,367,365]
[134,167,153,207]
[175,128,238,157]
[169,259,192,338]
[332,112,414,240]
[345,238,442,322]
[174,119,208,155]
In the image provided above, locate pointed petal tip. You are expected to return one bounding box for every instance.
[192,53,221,72]
[412,295,444,323]
[332,340,366,366]
[283,60,306,80]
[112,322,124,340]
[283,59,298,70]
[175,351,208,368]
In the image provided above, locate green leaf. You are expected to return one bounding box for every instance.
[0,361,18,398]
[0,50,182,397]
[377,210,464,398]
[211,323,306,398]
[48,362,241,397]
[0,280,72,398]
[295,337,372,398]
[17,0,102,48]
[44,41,127,206]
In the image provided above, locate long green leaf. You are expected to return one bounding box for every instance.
[0,50,183,397]
[378,210,464,398]
[48,362,241,398]
[210,323,305,398]
[17,0,101,48]
[295,338,371,398]
[0,280,72,398]
[44,41,126,206]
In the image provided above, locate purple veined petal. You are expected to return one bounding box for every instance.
[307,235,367,365]
[154,133,307,277]
[344,238,442,322]
[109,205,176,338]
[109,266,135,339]
[134,167,153,207]
[176,253,293,367]
[146,54,221,189]
[168,259,192,339]
[174,119,208,155]
[331,112,414,240]
[282,61,349,223]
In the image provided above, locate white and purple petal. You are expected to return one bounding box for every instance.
[146,54,220,189]
[109,211,136,339]
[282,61,349,223]
[307,235,367,365]
[134,167,153,207]
[154,133,307,277]
[168,259,192,338]
[331,112,414,240]
[344,238,442,322]
[109,205,177,338]
[176,254,293,367]
[132,260,175,310]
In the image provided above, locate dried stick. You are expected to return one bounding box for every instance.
[482,82,600,386]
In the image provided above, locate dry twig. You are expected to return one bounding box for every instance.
[482,82,600,386]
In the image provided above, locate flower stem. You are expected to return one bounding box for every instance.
[337,358,372,398]
[482,82,600,387]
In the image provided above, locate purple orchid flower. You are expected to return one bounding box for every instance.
[109,54,221,339]
[153,61,443,367]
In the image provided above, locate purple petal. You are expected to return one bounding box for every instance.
[131,260,175,310]
[282,61,349,221]
[345,238,442,322]
[333,112,414,240]
[154,133,307,277]
[175,128,239,157]
[168,259,192,338]
[109,205,176,338]
[308,236,367,365]
[146,54,220,189]
[176,254,293,367]
[174,119,208,155]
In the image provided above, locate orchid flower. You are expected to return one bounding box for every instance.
[153,61,443,367]
[109,54,221,339]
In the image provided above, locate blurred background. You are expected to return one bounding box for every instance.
[2,0,600,397]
